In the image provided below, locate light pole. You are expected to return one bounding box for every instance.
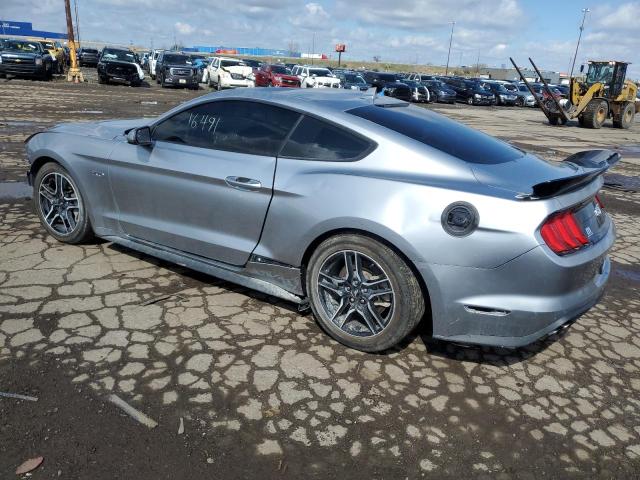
[445,21,455,76]
[570,8,590,78]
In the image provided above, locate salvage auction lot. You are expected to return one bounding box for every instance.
[1,75,639,479]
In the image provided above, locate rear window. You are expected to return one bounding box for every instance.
[348,105,523,164]
[280,116,373,161]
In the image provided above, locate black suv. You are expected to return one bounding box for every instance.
[362,71,398,92]
[442,77,495,105]
[156,52,199,89]
[78,48,99,67]
[0,39,54,80]
[97,47,142,86]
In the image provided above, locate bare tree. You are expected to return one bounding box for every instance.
[287,41,300,55]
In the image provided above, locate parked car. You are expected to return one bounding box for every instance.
[78,48,99,67]
[206,57,255,90]
[443,78,495,105]
[423,80,457,104]
[254,64,300,87]
[292,66,340,88]
[407,73,435,82]
[149,49,164,80]
[515,84,538,107]
[97,47,144,86]
[241,58,263,69]
[381,82,413,101]
[0,38,54,80]
[362,71,397,92]
[155,52,199,89]
[25,89,616,352]
[333,71,369,91]
[483,81,518,106]
[37,39,65,73]
[402,79,430,102]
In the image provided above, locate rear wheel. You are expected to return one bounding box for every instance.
[306,234,425,352]
[612,102,635,129]
[34,163,93,244]
[582,99,608,129]
[516,97,525,107]
[466,97,474,105]
[549,114,568,126]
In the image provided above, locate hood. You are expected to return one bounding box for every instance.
[50,118,148,140]
[309,76,339,83]
[1,51,40,60]
[101,58,136,67]
[272,73,299,82]
[223,65,253,76]
[472,150,620,199]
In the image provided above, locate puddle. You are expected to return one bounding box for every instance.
[0,121,36,127]
[0,182,31,200]
[614,267,640,282]
[615,144,640,157]
[604,173,640,193]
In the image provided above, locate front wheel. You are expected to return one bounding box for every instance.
[34,163,93,244]
[306,234,425,352]
[612,102,635,129]
[466,97,474,105]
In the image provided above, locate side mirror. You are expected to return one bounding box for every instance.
[127,126,152,146]
[580,64,584,73]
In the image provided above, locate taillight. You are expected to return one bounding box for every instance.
[540,210,589,255]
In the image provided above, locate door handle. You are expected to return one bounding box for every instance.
[225,176,262,191]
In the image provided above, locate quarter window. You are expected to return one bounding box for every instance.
[280,116,372,161]
[152,101,300,157]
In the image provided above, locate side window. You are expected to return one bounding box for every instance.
[152,101,300,157]
[280,115,372,162]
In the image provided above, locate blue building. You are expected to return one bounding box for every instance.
[0,20,67,40]
[191,45,300,58]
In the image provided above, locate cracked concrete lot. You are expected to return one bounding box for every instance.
[1,76,640,479]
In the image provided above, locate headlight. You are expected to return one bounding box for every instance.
[35,57,42,65]
[527,95,534,100]
[247,73,255,80]
[351,85,358,90]
[474,93,481,98]
[499,94,505,99]
[222,71,230,78]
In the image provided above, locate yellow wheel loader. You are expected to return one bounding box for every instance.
[510,57,637,129]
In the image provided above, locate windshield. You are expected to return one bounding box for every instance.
[344,74,366,84]
[270,65,288,74]
[378,73,397,82]
[221,60,246,68]
[83,48,98,54]
[2,40,41,53]
[502,83,517,92]
[102,49,136,62]
[164,54,190,65]
[348,105,523,164]
[309,68,331,76]
[586,63,614,84]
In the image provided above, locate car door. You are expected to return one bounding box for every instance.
[108,100,301,266]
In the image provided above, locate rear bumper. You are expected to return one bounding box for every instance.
[221,78,254,88]
[420,221,615,348]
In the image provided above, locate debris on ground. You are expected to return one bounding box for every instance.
[178,417,184,435]
[108,394,158,429]
[0,391,38,402]
[15,456,43,475]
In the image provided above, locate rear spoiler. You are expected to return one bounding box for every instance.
[528,150,620,199]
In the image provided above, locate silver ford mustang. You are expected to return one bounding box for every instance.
[25,88,617,352]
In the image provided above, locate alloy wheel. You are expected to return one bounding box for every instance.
[316,250,395,337]
[38,172,81,235]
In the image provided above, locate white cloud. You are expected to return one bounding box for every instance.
[174,22,194,35]
[290,3,331,29]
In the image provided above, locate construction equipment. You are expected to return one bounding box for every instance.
[510,57,637,129]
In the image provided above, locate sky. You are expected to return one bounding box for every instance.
[1,0,639,78]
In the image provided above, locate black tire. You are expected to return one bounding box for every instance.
[306,234,425,352]
[582,99,608,129]
[516,97,525,107]
[612,102,635,129]
[548,114,568,126]
[98,74,106,84]
[33,162,93,244]
[216,79,222,91]
[466,96,474,105]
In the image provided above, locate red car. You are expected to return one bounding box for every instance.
[254,64,300,88]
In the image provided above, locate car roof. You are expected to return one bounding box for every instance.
[194,88,403,115]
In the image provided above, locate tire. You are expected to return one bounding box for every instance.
[267,80,273,87]
[466,97,474,105]
[582,99,608,129]
[306,234,425,352]
[33,162,93,244]
[548,114,567,126]
[216,79,222,91]
[516,97,525,107]
[98,74,106,85]
[612,102,634,129]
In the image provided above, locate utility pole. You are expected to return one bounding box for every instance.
[445,21,455,76]
[476,50,480,76]
[311,31,316,65]
[64,0,83,83]
[569,8,590,78]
